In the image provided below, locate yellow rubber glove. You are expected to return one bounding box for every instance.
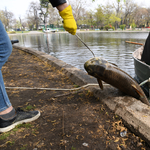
[59,5,77,35]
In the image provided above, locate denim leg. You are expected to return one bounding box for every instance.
[0,70,12,112]
[0,20,12,112]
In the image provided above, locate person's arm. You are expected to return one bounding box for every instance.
[56,3,68,11]
[49,0,77,35]
[49,0,66,7]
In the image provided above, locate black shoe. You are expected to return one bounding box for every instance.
[0,108,40,133]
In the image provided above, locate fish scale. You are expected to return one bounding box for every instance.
[84,57,150,106]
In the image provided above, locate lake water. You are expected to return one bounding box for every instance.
[9,31,149,77]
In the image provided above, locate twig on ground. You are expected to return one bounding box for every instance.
[54,90,81,98]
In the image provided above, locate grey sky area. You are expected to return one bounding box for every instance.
[0,0,150,18]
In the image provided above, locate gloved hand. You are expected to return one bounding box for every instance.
[59,5,77,35]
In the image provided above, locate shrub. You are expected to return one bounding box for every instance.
[104,25,115,31]
[104,25,112,31]
[111,26,115,30]
[120,24,126,30]
[100,26,104,30]
[130,23,136,30]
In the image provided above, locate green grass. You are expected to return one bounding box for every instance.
[25,105,35,111]
[16,123,32,129]
[73,84,80,88]
[0,132,11,140]
[7,140,15,146]
[71,146,76,150]
[15,31,30,34]
[0,123,32,141]
[20,144,27,150]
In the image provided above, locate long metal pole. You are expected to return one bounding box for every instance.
[75,34,95,57]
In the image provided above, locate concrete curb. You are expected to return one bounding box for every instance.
[13,45,150,146]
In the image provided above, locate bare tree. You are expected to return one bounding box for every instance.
[69,0,89,24]
[47,4,60,26]
[112,0,124,29]
[0,10,7,27]
[122,0,137,27]
[1,8,14,30]
[26,1,40,30]
[133,7,148,28]
[103,4,113,25]
[39,0,50,28]
[94,5,104,28]
[20,18,27,30]
[145,8,150,27]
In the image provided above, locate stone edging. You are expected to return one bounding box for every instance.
[13,45,150,146]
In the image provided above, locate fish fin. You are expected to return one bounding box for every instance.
[132,84,150,106]
[131,84,144,97]
[110,62,118,67]
[97,79,103,90]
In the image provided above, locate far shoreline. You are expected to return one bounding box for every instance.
[8,29,150,36]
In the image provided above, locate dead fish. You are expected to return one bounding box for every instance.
[84,57,150,106]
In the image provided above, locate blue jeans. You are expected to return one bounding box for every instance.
[0,20,12,112]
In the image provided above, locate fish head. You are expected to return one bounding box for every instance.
[84,57,107,78]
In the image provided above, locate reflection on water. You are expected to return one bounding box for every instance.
[9,32,149,77]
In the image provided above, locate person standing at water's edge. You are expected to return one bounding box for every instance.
[0,0,77,133]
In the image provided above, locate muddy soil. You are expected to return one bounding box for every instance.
[0,48,149,150]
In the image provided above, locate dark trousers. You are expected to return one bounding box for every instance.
[141,32,150,65]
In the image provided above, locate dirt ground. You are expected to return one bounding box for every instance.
[0,48,150,150]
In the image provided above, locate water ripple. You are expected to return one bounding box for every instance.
[9,32,149,77]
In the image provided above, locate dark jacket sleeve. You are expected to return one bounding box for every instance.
[49,0,67,7]
[141,32,150,65]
